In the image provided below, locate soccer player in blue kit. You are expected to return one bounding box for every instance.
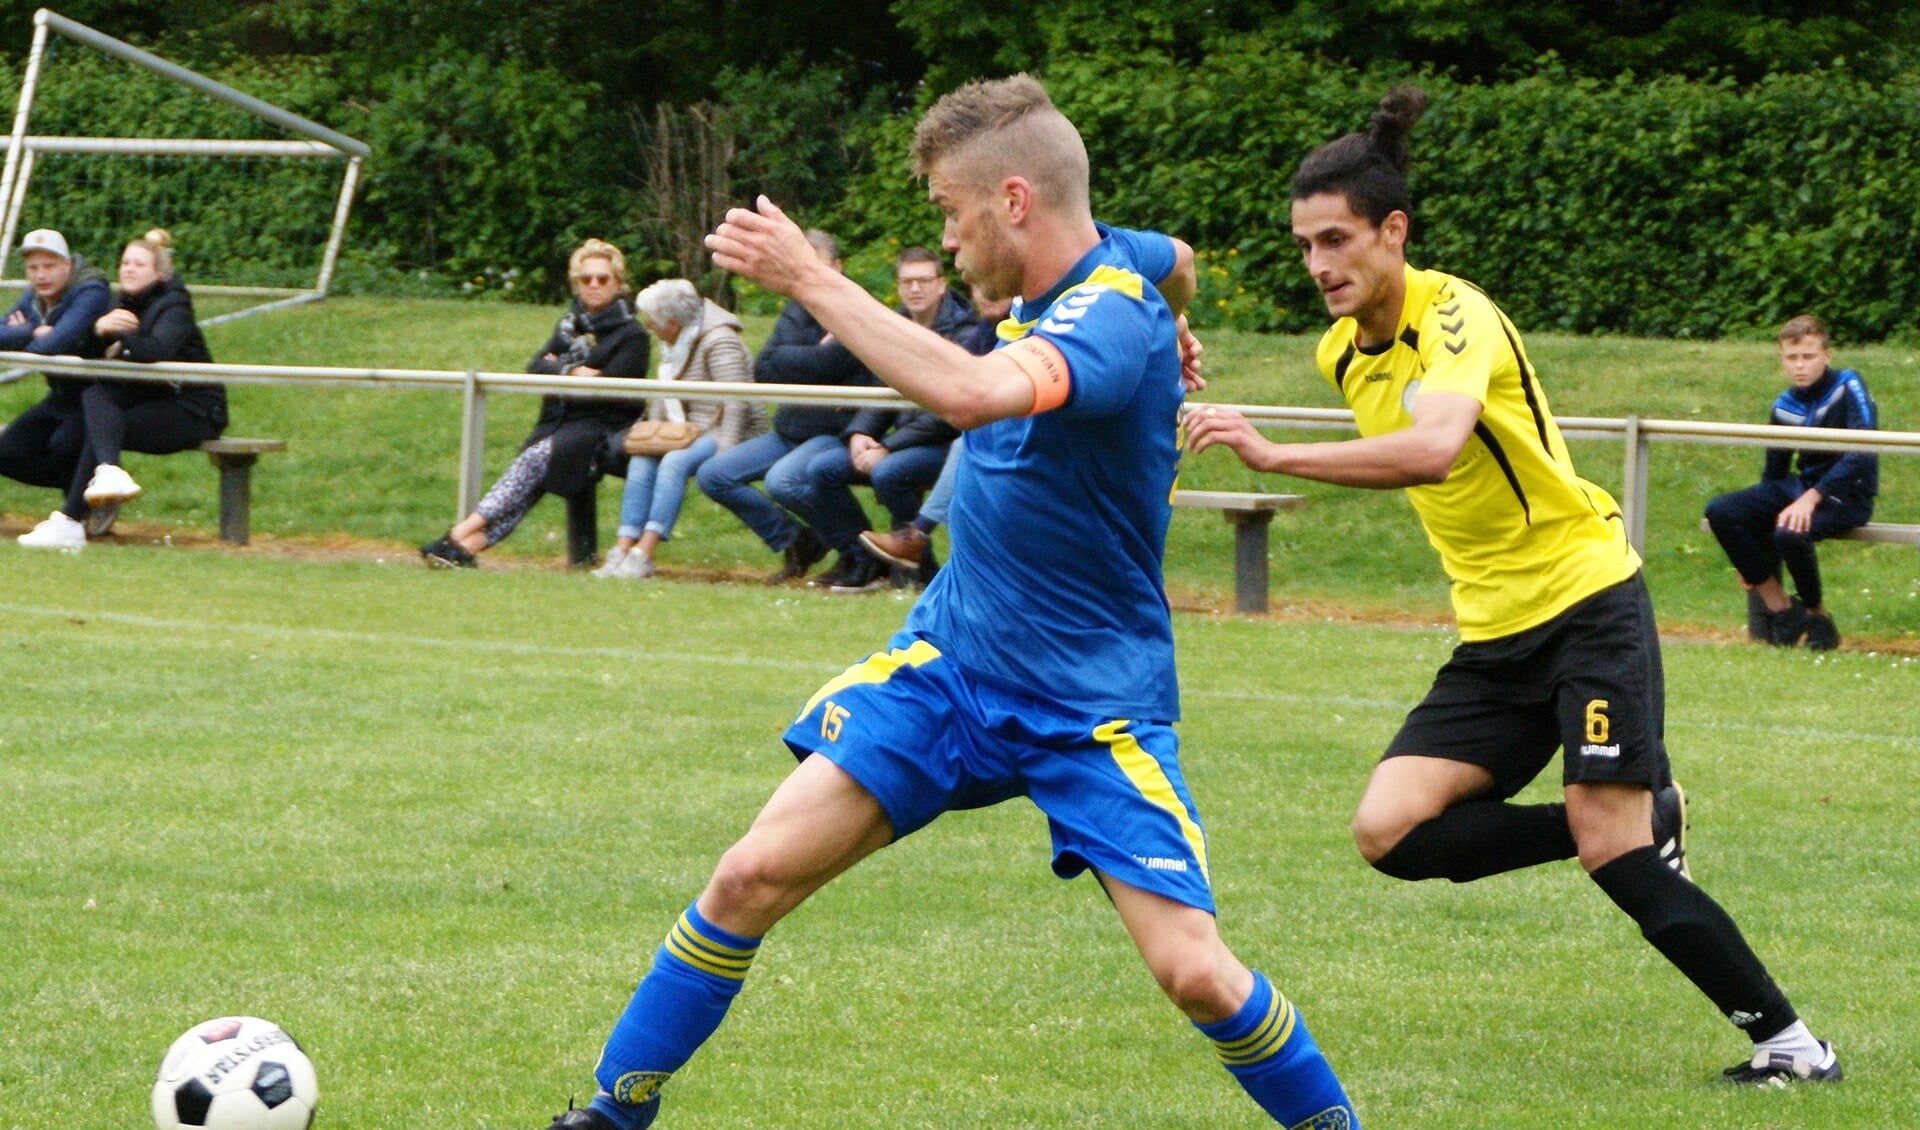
[538,74,1360,1130]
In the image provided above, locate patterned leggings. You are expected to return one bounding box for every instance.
[475,438,553,547]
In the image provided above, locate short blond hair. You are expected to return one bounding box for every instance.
[568,238,630,294]
[911,74,1089,215]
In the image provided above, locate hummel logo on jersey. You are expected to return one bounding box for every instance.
[1040,285,1107,335]
[1580,743,1621,759]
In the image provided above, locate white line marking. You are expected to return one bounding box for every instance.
[6,601,1916,748]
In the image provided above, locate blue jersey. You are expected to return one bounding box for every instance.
[903,225,1184,720]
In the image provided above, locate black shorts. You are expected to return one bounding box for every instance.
[1383,573,1671,798]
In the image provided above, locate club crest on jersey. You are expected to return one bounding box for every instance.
[611,1070,670,1104]
[1400,378,1421,416]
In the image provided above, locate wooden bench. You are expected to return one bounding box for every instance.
[200,438,287,545]
[1696,516,1920,546]
[1697,517,1919,638]
[1172,490,1308,613]
[76,437,285,544]
[563,483,1310,609]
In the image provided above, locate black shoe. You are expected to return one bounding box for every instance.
[1766,597,1807,646]
[420,534,477,569]
[543,1094,660,1128]
[1652,781,1690,880]
[1802,610,1841,651]
[828,551,887,594]
[1723,1040,1842,1087]
[765,527,827,585]
[808,551,862,588]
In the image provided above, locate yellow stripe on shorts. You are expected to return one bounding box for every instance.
[798,639,942,721]
[1094,719,1210,884]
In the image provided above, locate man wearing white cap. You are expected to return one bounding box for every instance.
[0,227,114,550]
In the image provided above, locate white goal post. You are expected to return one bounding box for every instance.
[0,8,370,327]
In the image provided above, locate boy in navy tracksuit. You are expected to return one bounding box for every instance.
[1705,314,1878,650]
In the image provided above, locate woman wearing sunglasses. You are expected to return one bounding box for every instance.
[421,238,649,567]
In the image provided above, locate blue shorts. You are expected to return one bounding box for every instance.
[783,631,1215,913]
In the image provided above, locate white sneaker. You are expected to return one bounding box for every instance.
[610,550,656,579]
[589,546,630,577]
[83,463,142,506]
[19,510,87,552]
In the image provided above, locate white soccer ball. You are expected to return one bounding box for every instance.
[151,1016,318,1130]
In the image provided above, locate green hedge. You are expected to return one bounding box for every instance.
[831,39,1920,341]
[10,33,1917,339]
[0,45,635,301]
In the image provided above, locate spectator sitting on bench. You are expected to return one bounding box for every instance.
[64,228,226,540]
[859,284,1013,581]
[1,227,115,551]
[592,279,766,580]
[1704,314,1878,650]
[694,228,878,585]
[773,247,978,592]
[422,238,648,568]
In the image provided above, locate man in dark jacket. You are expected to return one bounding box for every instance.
[1,229,114,550]
[694,229,879,583]
[1705,314,1878,650]
[770,247,977,591]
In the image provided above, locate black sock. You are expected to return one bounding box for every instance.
[912,514,938,534]
[1589,845,1797,1041]
[1371,800,1577,882]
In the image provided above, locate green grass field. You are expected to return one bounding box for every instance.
[2,545,1915,1127]
[2,297,1918,1126]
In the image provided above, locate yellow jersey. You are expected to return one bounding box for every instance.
[1315,264,1640,640]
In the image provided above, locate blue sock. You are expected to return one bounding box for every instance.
[588,902,762,1128]
[1197,971,1359,1128]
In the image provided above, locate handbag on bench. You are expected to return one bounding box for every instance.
[622,419,698,456]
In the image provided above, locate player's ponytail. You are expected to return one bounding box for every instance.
[1366,86,1428,175]
[1291,85,1428,228]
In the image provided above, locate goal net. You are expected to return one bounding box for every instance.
[0,9,368,329]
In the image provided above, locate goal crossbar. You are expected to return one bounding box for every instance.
[0,8,369,325]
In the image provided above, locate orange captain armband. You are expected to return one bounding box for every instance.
[1002,337,1072,415]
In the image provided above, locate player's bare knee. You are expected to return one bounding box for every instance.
[705,841,797,927]
[1150,948,1242,1022]
[1570,827,1640,873]
[1351,804,1410,864]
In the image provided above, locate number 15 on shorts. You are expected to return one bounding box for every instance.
[820,701,850,742]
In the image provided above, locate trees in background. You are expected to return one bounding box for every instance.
[5,1,1916,336]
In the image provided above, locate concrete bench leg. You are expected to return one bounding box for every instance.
[1224,510,1275,613]
[565,488,598,568]
[206,451,257,545]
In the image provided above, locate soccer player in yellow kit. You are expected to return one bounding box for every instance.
[1188,86,1840,1087]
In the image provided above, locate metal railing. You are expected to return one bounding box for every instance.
[1,352,915,519]
[6,351,1918,546]
[1212,403,1920,550]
